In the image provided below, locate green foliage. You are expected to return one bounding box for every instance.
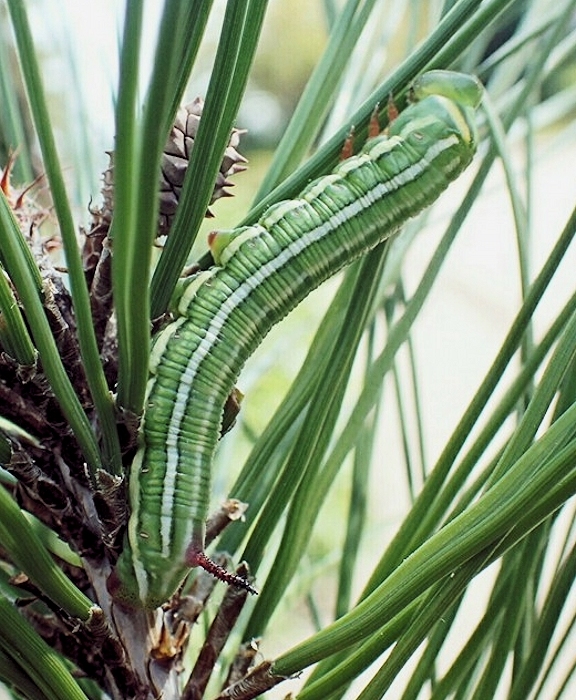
[1,0,576,698]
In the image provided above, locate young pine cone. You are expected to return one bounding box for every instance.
[98,97,247,236]
[158,97,247,235]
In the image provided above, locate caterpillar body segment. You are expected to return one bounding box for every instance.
[112,71,482,609]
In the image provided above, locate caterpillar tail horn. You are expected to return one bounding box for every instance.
[186,546,258,595]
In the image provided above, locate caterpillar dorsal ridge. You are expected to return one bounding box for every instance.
[111,70,483,609]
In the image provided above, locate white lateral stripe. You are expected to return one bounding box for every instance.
[219,224,266,266]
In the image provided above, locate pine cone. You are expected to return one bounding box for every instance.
[96,100,246,237]
[84,101,247,355]
[158,97,247,235]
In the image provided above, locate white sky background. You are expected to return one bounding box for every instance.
[26,0,231,208]
[30,2,122,148]
[26,1,128,206]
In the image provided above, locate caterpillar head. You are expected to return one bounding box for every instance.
[404,70,483,151]
[411,70,483,109]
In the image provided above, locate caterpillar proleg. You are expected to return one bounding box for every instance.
[111,70,482,609]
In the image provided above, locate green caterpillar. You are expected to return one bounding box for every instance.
[111,70,483,609]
